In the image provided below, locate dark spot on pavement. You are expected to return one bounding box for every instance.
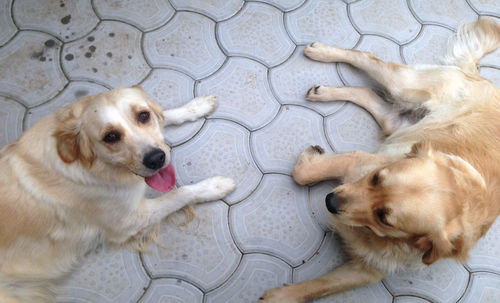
[109,32,115,37]
[106,52,112,58]
[92,67,98,73]
[31,51,43,59]
[65,53,74,61]
[44,39,56,47]
[85,52,92,58]
[61,15,71,25]
[39,56,46,62]
[89,45,96,52]
[74,90,88,98]
[128,55,132,59]
[87,36,95,42]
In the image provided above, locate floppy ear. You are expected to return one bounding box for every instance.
[409,141,434,158]
[415,231,455,265]
[133,85,165,126]
[53,97,95,167]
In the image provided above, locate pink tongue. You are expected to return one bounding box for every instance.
[145,164,176,193]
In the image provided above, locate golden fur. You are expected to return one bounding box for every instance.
[0,87,235,302]
[261,17,500,303]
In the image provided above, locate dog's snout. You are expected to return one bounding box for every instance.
[143,148,165,170]
[325,192,341,214]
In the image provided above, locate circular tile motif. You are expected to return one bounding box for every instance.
[402,25,454,65]
[139,279,203,303]
[0,97,25,150]
[458,272,500,303]
[409,0,477,29]
[170,0,244,21]
[0,0,16,46]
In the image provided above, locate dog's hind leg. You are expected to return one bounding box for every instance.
[306,86,403,136]
[259,261,384,303]
[163,95,218,126]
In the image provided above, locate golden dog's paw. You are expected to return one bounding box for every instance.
[293,145,325,185]
[306,85,331,101]
[259,286,302,303]
[304,42,338,62]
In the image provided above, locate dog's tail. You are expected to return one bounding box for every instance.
[444,17,500,74]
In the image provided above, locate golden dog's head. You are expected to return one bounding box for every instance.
[326,142,487,265]
[53,86,171,183]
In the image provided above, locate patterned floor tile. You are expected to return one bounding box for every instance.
[384,259,470,303]
[172,119,262,203]
[170,0,244,21]
[269,46,344,116]
[0,97,24,150]
[252,0,306,11]
[251,105,333,174]
[139,279,203,303]
[143,12,225,79]
[93,0,175,31]
[458,272,500,303]
[468,0,500,17]
[402,25,454,65]
[0,0,16,46]
[350,0,421,44]
[466,217,500,275]
[56,245,149,303]
[311,282,392,303]
[286,0,359,47]
[0,31,67,107]
[338,35,403,88]
[24,81,108,129]
[13,0,98,42]
[481,46,500,69]
[230,174,323,266]
[141,201,241,292]
[140,69,203,146]
[205,253,292,303]
[394,296,432,303]
[197,57,280,130]
[62,21,150,87]
[217,2,295,67]
[409,0,477,29]
[325,103,382,153]
[138,279,203,303]
[480,67,500,87]
[309,181,339,231]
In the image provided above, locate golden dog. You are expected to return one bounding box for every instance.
[0,87,236,302]
[261,17,500,302]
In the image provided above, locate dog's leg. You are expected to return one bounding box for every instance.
[304,43,433,105]
[163,95,217,126]
[306,86,402,135]
[293,146,393,185]
[259,261,384,303]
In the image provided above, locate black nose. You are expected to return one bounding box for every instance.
[143,148,165,170]
[325,192,341,214]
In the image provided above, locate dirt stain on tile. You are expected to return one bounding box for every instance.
[65,53,74,61]
[89,45,96,53]
[61,15,71,25]
[87,36,95,42]
[44,39,56,48]
[85,52,92,58]
[74,90,88,98]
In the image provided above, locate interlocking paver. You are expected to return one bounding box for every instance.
[13,0,98,42]
[458,272,500,303]
[402,25,454,65]
[197,57,280,130]
[252,0,306,11]
[0,0,16,46]
[141,201,241,291]
[230,174,323,266]
[93,0,175,31]
[0,96,24,150]
[468,0,500,17]
[482,45,500,69]
[217,2,295,66]
[409,0,477,29]
[481,67,500,87]
[139,279,203,303]
[466,217,500,275]
[0,31,67,107]
[170,0,244,21]
[394,297,432,303]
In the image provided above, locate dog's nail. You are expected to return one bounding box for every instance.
[307,87,313,95]
[312,145,325,154]
[314,86,320,94]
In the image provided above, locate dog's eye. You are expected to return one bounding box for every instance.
[375,208,391,226]
[103,131,121,143]
[138,111,150,124]
[371,172,379,186]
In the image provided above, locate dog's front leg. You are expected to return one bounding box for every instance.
[259,261,384,303]
[163,95,217,126]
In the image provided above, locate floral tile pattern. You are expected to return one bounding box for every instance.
[1,0,500,302]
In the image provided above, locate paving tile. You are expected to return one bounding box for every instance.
[325,103,382,153]
[311,282,392,303]
[468,0,500,17]
[0,97,24,150]
[62,21,150,87]
[170,0,244,21]
[251,0,306,11]
[251,105,333,174]
[384,259,470,303]
[24,81,108,130]
[0,31,67,107]
[402,25,454,65]
[217,2,295,67]
[481,43,500,69]
[309,181,339,231]
[140,69,203,146]
[269,46,344,116]
[141,201,241,292]
[205,253,292,303]
[409,0,477,29]
[230,174,323,266]
[338,35,403,89]
[139,279,203,303]
[197,57,280,130]
[0,0,16,46]
[13,0,98,42]
[56,245,148,303]
[466,217,500,275]
[458,272,500,303]
[172,119,261,203]
[393,296,432,303]
[144,12,225,80]
[350,0,421,44]
[93,0,175,31]
[480,67,500,87]
[285,0,359,47]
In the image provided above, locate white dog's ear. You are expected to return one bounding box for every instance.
[53,96,95,167]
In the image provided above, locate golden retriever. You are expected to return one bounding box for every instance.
[261,17,500,302]
[0,87,236,302]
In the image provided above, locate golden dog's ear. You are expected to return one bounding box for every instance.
[409,141,434,158]
[416,230,457,265]
[53,97,96,167]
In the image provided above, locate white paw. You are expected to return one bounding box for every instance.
[306,85,331,101]
[304,42,338,62]
[185,95,218,119]
[259,286,302,303]
[192,176,236,203]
